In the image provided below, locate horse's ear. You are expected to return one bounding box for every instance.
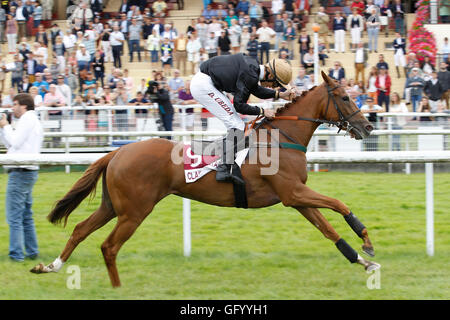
[321,70,333,85]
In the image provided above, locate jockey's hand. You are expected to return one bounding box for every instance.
[264,108,275,119]
[279,88,296,101]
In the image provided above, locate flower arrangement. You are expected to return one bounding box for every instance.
[408,0,437,64]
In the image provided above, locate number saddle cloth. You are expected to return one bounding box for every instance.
[184,139,249,184]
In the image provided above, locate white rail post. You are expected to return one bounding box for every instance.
[313,27,320,173]
[387,117,393,173]
[313,136,319,172]
[107,109,113,145]
[405,135,411,175]
[183,198,191,257]
[425,162,434,257]
[65,137,70,174]
[180,106,191,257]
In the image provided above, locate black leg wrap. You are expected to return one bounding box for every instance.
[344,212,366,238]
[335,238,358,263]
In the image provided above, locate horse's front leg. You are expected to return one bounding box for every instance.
[278,182,375,257]
[295,206,380,272]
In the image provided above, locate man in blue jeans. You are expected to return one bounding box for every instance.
[405,68,425,112]
[128,18,142,63]
[0,93,43,262]
[390,0,405,36]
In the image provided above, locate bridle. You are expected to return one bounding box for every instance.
[248,84,363,151]
[320,83,362,135]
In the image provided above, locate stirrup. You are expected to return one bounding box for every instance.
[216,164,232,182]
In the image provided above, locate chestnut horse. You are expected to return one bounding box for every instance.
[31,72,380,287]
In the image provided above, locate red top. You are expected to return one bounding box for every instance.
[375,74,391,96]
[350,1,366,15]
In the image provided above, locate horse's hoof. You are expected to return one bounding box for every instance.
[362,245,375,257]
[365,261,381,273]
[30,263,47,274]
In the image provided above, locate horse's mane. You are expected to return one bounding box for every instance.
[275,85,318,116]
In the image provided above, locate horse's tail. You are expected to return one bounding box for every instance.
[47,150,118,227]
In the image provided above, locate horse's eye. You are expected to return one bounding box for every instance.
[342,96,349,102]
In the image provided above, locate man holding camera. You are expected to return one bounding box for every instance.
[0,93,43,262]
[146,80,174,139]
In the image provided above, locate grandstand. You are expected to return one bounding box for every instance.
[96,0,416,97]
[0,0,448,148]
[0,0,418,97]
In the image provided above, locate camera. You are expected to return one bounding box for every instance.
[146,80,160,101]
[0,110,12,123]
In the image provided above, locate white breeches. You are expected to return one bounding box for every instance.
[57,56,66,73]
[190,72,245,131]
[394,51,406,67]
[101,41,113,62]
[334,30,345,52]
[351,28,361,44]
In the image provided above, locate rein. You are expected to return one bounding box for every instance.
[246,84,362,153]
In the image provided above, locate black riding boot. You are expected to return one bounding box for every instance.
[216,128,245,185]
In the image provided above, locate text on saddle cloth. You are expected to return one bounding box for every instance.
[183,143,249,184]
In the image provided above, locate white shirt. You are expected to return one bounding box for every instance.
[332,69,339,79]
[84,29,96,41]
[355,48,364,63]
[442,43,450,54]
[0,110,43,170]
[368,76,377,92]
[34,94,43,107]
[76,49,91,62]
[63,34,77,49]
[390,102,408,126]
[259,65,265,80]
[57,84,72,107]
[2,95,14,107]
[16,6,26,21]
[256,27,275,42]
[271,0,284,14]
[120,20,128,33]
[110,31,125,46]
[34,47,48,63]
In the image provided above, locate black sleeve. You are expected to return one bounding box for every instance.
[424,81,430,94]
[233,77,262,116]
[233,87,261,115]
[251,85,276,100]
[233,74,273,115]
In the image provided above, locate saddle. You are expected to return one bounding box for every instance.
[191,132,251,209]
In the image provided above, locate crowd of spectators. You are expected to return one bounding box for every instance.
[0,0,448,135]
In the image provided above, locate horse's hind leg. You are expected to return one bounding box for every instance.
[101,216,145,288]
[31,202,116,274]
[282,183,374,257]
[296,207,380,272]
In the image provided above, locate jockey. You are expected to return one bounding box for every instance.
[190,53,295,185]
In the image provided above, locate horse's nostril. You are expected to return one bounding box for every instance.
[365,124,374,132]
